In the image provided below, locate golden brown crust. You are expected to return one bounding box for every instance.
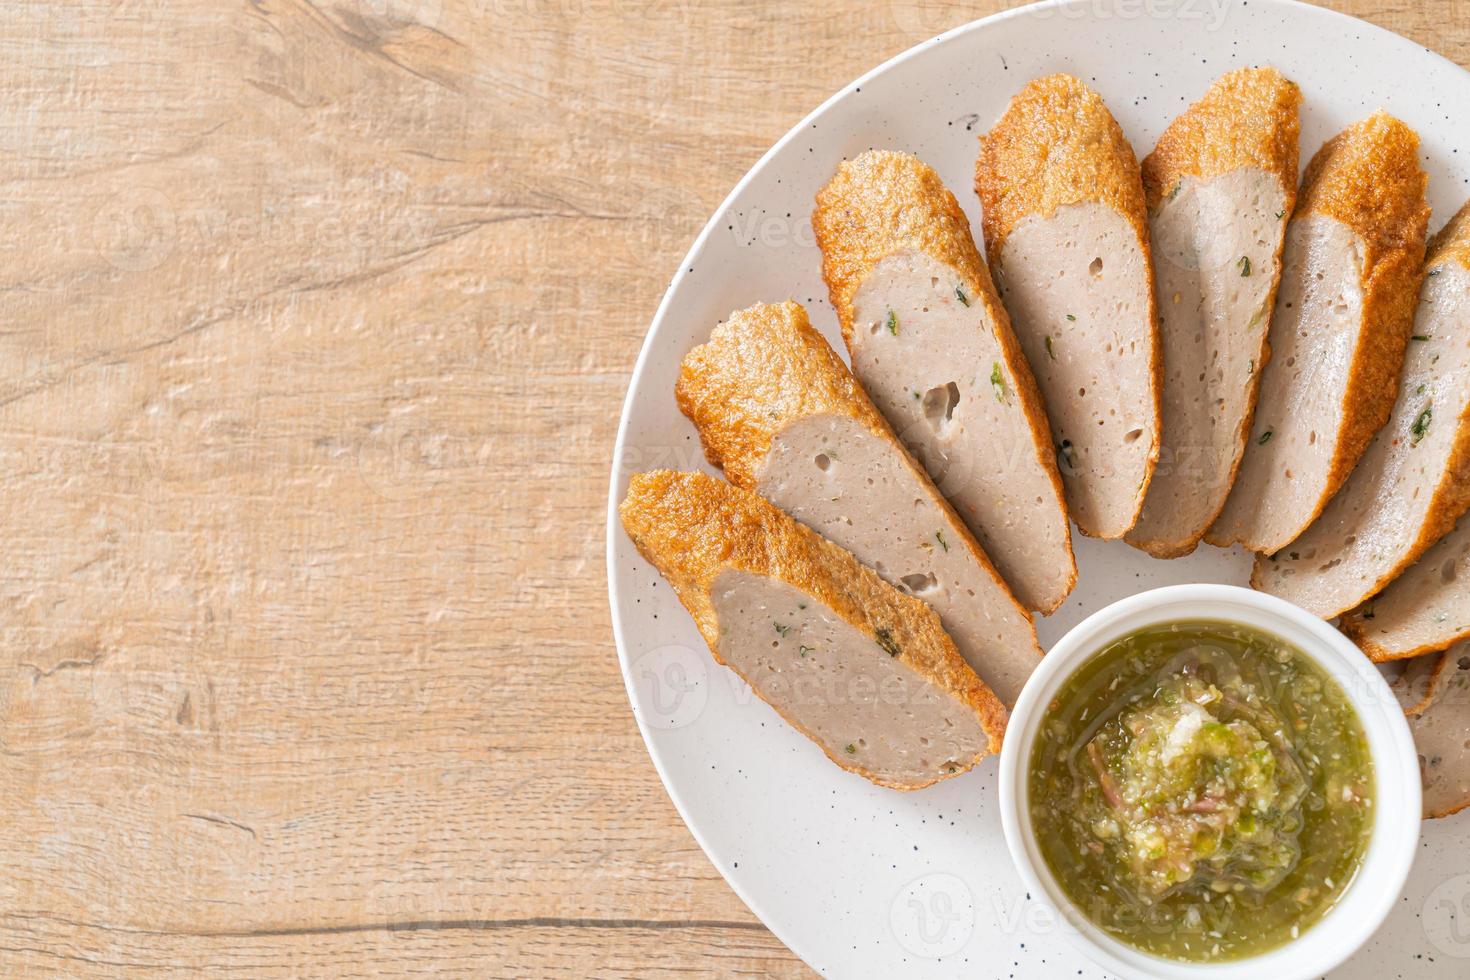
[1408,647,1470,819]
[1141,67,1302,211]
[675,301,893,490]
[1394,651,1449,718]
[1411,208,1470,556]
[619,470,1007,788]
[975,75,1161,541]
[1341,209,1470,660]
[1432,798,1470,819]
[1134,537,1195,561]
[974,74,1149,263]
[1132,69,1302,560]
[1248,246,1470,611]
[1428,198,1470,277]
[1300,111,1427,262]
[1307,112,1430,507]
[814,150,987,342]
[811,149,1073,608]
[1342,615,1470,664]
[675,299,1033,633]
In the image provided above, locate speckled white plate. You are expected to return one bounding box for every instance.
[605,1,1470,975]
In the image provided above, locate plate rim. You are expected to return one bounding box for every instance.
[603,0,1467,970]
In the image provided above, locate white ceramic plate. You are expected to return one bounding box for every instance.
[606,1,1470,975]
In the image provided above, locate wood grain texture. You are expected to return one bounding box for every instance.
[0,0,1461,976]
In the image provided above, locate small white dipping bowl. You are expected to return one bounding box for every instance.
[998,584,1420,980]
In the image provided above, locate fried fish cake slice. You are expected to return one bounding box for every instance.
[975,74,1161,540]
[1210,111,1429,554]
[677,299,1042,706]
[620,469,1007,789]
[814,149,1074,612]
[1128,67,1301,558]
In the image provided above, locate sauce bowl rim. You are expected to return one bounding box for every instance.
[998,583,1421,980]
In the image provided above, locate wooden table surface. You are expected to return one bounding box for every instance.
[0,0,1462,975]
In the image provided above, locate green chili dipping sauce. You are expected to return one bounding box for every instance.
[1028,621,1373,962]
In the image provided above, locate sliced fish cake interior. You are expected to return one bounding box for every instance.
[1386,650,1447,717]
[677,300,1042,706]
[1209,111,1429,554]
[813,150,1074,614]
[1257,206,1470,618]
[1342,516,1470,661]
[976,73,1160,540]
[1407,643,1470,819]
[619,469,1006,790]
[1127,67,1301,558]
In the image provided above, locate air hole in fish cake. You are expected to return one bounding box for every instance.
[901,572,938,594]
[922,381,960,432]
